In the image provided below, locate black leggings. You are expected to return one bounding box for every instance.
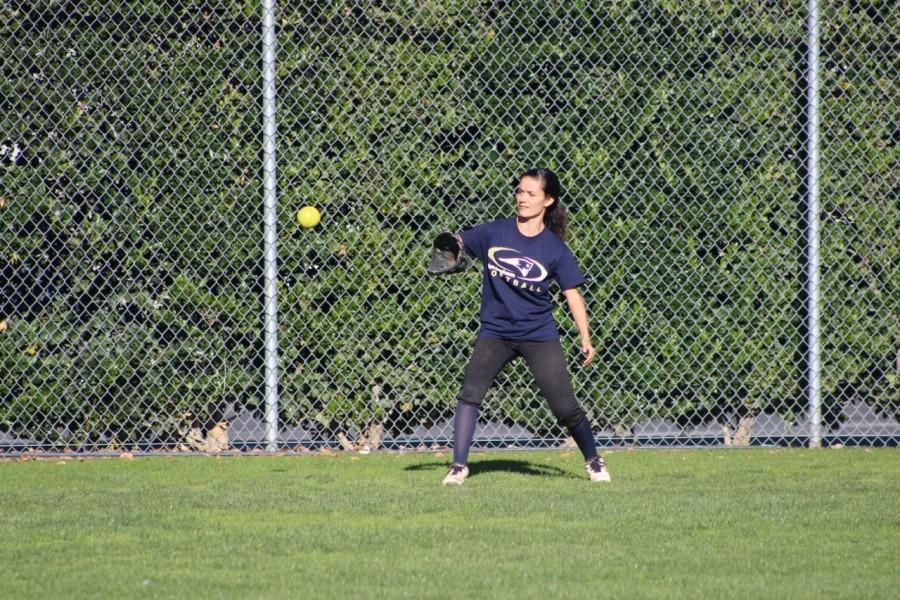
[457,337,586,429]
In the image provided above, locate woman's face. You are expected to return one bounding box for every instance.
[515,176,555,219]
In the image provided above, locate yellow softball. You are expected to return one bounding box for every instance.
[297,206,321,228]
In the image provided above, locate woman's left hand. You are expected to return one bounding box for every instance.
[580,340,596,367]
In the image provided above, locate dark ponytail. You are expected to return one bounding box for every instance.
[521,167,568,241]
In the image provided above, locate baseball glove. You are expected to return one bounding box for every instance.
[426,231,467,275]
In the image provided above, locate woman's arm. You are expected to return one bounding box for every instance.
[563,287,595,366]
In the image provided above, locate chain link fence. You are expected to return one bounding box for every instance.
[1,1,896,453]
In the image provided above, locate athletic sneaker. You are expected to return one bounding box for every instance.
[585,456,611,482]
[442,463,469,486]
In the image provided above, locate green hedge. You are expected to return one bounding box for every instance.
[0,1,895,448]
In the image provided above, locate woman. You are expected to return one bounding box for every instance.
[442,168,610,485]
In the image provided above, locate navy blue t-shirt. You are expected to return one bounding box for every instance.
[459,217,585,341]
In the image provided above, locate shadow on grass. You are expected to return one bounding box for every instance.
[405,458,571,479]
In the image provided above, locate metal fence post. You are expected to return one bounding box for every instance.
[261,0,280,452]
[805,0,823,448]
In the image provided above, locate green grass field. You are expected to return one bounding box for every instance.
[1,448,898,599]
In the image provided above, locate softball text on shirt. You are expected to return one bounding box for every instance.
[459,217,585,341]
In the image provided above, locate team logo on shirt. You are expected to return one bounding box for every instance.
[487,247,548,285]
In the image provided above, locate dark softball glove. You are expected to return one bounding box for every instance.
[426,231,467,275]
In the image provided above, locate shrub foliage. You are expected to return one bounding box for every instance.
[0,1,895,447]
